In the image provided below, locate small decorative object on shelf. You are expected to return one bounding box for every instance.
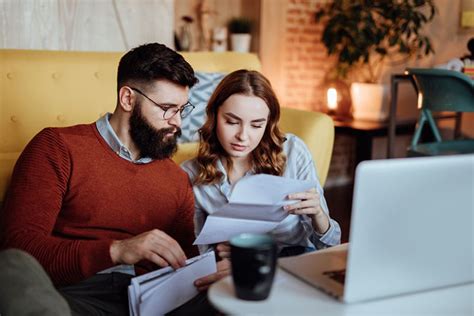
[462,38,474,79]
[179,15,194,52]
[326,88,337,115]
[212,27,228,52]
[463,61,474,79]
[323,77,352,120]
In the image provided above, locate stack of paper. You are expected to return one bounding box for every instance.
[194,174,317,245]
[128,251,216,316]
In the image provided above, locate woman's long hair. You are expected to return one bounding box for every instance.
[194,69,287,185]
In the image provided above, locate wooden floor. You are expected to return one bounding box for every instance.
[324,183,353,243]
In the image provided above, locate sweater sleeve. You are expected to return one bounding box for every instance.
[1,128,114,286]
[172,176,199,259]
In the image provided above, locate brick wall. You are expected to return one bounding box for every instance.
[282,0,355,187]
[283,0,336,111]
[325,135,355,187]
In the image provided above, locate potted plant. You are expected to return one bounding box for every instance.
[228,17,252,53]
[315,0,436,121]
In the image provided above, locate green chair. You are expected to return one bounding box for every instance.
[405,68,474,156]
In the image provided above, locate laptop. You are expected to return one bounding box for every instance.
[279,154,474,303]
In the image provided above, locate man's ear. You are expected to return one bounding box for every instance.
[118,86,135,113]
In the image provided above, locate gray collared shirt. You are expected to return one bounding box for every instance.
[96,113,153,164]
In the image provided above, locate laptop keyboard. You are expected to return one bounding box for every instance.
[323,269,346,285]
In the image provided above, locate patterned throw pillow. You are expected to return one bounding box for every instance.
[179,72,226,143]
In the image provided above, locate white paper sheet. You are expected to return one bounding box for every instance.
[229,174,317,205]
[128,251,216,316]
[194,174,317,245]
[194,216,280,245]
[214,203,286,221]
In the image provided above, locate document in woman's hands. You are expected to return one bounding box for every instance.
[194,174,316,245]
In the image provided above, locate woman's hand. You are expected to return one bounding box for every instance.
[284,188,330,235]
[216,242,231,259]
[194,258,231,291]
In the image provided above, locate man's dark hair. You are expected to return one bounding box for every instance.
[117,43,197,90]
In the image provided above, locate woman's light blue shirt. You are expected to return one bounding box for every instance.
[181,134,341,253]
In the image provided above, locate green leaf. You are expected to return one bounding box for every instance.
[314,0,437,81]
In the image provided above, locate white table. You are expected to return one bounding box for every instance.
[208,245,474,315]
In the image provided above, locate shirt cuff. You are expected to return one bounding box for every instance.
[300,215,341,249]
[317,219,340,245]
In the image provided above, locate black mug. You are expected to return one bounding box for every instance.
[230,233,277,301]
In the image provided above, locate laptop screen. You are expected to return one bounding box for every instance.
[345,154,474,302]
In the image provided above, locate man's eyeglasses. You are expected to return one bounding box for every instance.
[130,87,195,120]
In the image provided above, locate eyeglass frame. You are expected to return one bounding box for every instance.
[129,87,195,120]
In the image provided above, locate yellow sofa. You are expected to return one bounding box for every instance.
[0,49,334,203]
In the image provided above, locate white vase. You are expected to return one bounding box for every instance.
[179,24,192,52]
[230,34,251,53]
[350,82,389,121]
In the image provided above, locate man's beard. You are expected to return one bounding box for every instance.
[129,102,181,160]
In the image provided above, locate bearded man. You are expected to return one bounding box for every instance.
[0,43,216,315]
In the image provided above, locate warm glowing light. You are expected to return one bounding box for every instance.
[327,88,338,110]
[417,92,423,109]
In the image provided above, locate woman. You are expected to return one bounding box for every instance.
[182,70,341,289]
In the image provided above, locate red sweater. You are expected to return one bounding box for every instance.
[1,124,197,286]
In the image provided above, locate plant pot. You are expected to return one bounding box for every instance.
[350,82,389,121]
[230,34,251,53]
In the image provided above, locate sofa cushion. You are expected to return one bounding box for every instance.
[172,142,199,165]
[179,72,225,143]
[0,50,262,203]
[0,153,20,202]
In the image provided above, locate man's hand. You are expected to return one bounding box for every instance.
[109,229,187,270]
[194,258,231,291]
[216,242,231,259]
